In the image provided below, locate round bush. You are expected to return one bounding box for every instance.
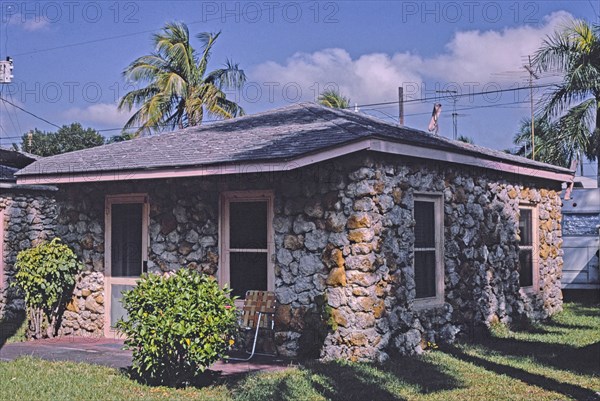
[116,269,237,385]
[13,237,82,338]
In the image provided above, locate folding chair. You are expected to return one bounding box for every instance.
[229,290,277,361]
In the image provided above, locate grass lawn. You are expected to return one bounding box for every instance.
[1,302,598,401]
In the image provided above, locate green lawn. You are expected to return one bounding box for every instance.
[1,302,599,401]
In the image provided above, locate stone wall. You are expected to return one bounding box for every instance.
[2,152,564,361]
[563,213,600,236]
[0,190,57,320]
[1,180,222,336]
[55,180,221,336]
[269,155,563,361]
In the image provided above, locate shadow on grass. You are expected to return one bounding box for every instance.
[477,303,600,377]
[303,356,463,401]
[120,365,225,389]
[563,303,600,318]
[543,320,597,331]
[443,345,599,401]
[476,336,600,377]
[0,310,26,349]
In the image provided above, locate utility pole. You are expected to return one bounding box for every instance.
[398,87,404,125]
[524,55,539,160]
[28,130,33,149]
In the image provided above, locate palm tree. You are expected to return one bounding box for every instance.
[118,22,246,136]
[533,20,600,185]
[511,117,575,169]
[457,135,474,144]
[318,89,350,109]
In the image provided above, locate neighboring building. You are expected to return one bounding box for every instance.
[6,104,572,361]
[561,176,600,295]
[0,147,57,320]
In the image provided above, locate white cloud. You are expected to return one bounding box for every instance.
[253,48,422,106]
[251,11,574,106]
[63,103,132,128]
[425,11,573,83]
[6,14,51,31]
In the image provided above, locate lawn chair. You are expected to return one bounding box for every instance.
[229,290,277,361]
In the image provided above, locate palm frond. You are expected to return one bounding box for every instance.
[205,59,247,89]
[119,23,243,134]
[196,31,221,78]
[318,89,350,109]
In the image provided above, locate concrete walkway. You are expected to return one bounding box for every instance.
[0,337,293,378]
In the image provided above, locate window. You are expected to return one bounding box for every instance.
[518,206,538,290]
[220,191,274,299]
[413,194,444,307]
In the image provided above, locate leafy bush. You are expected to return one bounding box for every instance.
[12,238,82,339]
[116,269,237,385]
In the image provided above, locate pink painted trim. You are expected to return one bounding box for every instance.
[0,208,4,289]
[16,139,573,185]
[17,141,371,185]
[369,140,573,183]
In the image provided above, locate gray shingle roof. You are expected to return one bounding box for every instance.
[16,102,572,178]
[1,147,39,182]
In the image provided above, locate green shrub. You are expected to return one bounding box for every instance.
[116,269,237,386]
[12,238,82,339]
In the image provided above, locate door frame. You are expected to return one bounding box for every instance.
[104,193,149,337]
[218,190,275,299]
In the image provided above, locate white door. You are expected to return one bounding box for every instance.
[104,194,149,337]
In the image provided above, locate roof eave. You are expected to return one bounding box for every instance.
[16,138,573,185]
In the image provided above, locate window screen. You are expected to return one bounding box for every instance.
[230,202,267,249]
[228,199,269,299]
[519,209,533,246]
[518,250,533,287]
[414,251,436,298]
[414,201,435,248]
[414,200,438,300]
[518,208,534,287]
[111,203,143,277]
[229,252,268,298]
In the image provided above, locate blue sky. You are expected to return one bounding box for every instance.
[0,1,596,179]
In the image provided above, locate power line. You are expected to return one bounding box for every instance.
[0,87,19,135]
[13,1,310,57]
[7,91,22,135]
[0,117,234,140]
[363,100,530,120]
[0,95,61,128]
[346,83,558,110]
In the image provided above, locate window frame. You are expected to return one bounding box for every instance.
[517,204,539,293]
[413,192,445,308]
[219,190,275,301]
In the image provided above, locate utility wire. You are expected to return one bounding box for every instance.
[346,83,558,109]
[0,95,61,128]
[0,116,231,140]
[7,91,22,134]
[362,100,530,120]
[0,86,20,135]
[13,1,311,57]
